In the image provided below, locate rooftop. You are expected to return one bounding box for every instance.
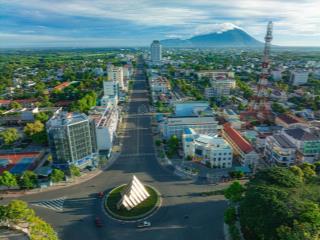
[284,128,319,141]
[223,123,254,154]
[273,134,296,148]
[277,114,303,125]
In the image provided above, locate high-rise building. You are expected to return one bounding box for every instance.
[102,80,119,106]
[150,40,162,63]
[108,66,125,90]
[46,112,97,170]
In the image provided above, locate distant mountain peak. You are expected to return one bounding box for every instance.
[161,27,261,48]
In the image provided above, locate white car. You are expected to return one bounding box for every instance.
[136,221,151,228]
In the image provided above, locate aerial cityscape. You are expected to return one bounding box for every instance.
[1,1,320,240]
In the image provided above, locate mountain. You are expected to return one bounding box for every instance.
[161,28,262,48]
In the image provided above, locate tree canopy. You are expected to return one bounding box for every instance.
[238,166,320,240]
[0,128,20,145]
[0,171,18,187]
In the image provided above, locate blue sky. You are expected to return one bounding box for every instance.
[0,0,319,48]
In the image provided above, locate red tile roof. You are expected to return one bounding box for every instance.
[53,82,70,91]
[223,123,254,154]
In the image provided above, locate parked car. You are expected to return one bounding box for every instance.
[136,221,151,228]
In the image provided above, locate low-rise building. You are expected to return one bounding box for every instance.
[222,123,259,166]
[204,72,236,98]
[290,70,309,86]
[264,133,296,166]
[183,128,233,168]
[283,127,320,163]
[222,109,242,129]
[275,113,306,128]
[159,102,218,138]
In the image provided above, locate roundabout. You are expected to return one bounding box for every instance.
[104,183,161,221]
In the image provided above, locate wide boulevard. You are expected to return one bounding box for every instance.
[3,58,227,240]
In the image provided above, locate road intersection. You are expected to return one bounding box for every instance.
[2,58,228,240]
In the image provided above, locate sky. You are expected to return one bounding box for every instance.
[0,0,319,48]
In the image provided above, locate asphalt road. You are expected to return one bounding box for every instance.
[2,59,227,240]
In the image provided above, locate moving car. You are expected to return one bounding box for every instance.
[136,221,151,228]
[98,192,104,198]
[94,217,103,227]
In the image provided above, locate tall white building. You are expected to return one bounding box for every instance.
[89,106,119,153]
[150,40,162,63]
[102,80,119,106]
[108,66,125,90]
[290,70,309,86]
[182,128,233,168]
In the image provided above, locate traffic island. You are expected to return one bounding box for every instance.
[104,182,161,221]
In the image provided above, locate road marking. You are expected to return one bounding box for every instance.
[31,197,66,212]
[137,225,187,231]
[120,153,155,157]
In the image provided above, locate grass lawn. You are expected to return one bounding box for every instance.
[105,185,159,218]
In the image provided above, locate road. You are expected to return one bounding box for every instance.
[2,58,227,240]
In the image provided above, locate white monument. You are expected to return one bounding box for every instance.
[117,175,150,211]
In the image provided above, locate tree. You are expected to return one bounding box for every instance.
[224,206,237,225]
[224,181,245,203]
[29,215,59,240]
[50,169,65,183]
[18,171,38,189]
[0,200,58,240]
[24,120,47,144]
[0,171,18,187]
[5,200,35,223]
[0,128,19,145]
[35,112,49,123]
[69,165,80,177]
[238,167,320,240]
[298,163,316,179]
[9,101,22,109]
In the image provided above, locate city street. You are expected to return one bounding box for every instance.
[2,58,227,240]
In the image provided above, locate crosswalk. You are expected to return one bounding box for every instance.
[31,197,66,212]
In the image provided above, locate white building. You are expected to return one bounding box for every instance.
[102,80,119,106]
[264,133,296,166]
[182,128,233,168]
[150,76,170,94]
[108,66,125,90]
[197,71,234,80]
[150,40,162,63]
[89,106,119,153]
[202,71,236,98]
[290,70,309,86]
[271,69,282,81]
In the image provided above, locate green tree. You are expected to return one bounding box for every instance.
[9,101,22,109]
[24,120,47,144]
[35,112,49,123]
[29,216,59,240]
[18,171,38,189]
[224,181,245,203]
[224,206,237,224]
[0,171,18,187]
[5,200,35,223]
[0,128,20,145]
[50,169,65,183]
[69,165,81,177]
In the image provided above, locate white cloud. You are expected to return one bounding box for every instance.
[1,0,320,46]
